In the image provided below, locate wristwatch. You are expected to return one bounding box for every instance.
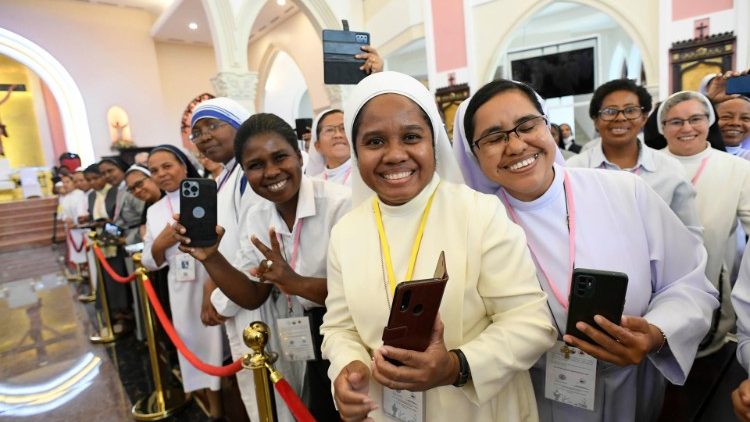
[450,349,471,387]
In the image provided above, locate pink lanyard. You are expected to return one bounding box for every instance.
[217,163,238,192]
[276,218,304,313]
[690,157,711,186]
[500,170,576,309]
[323,167,352,184]
[165,195,175,218]
[113,188,123,221]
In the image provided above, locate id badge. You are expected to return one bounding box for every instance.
[175,253,196,282]
[383,387,424,422]
[276,317,315,361]
[544,340,596,411]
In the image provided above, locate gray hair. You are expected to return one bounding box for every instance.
[657,90,716,134]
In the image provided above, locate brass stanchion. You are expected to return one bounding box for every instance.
[78,230,97,303]
[131,252,189,420]
[88,231,120,344]
[243,321,279,422]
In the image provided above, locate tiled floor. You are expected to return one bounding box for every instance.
[0,245,207,421]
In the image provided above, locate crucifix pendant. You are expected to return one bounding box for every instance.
[560,344,574,359]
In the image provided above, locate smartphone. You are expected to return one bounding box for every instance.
[103,222,123,238]
[179,178,218,247]
[322,25,370,85]
[726,74,750,95]
[565,268,628,345]
[382,252,448,364]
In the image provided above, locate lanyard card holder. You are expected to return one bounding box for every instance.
[322,20,370,85]
[382,251,448,365]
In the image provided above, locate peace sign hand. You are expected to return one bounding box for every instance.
[250,227,301,295]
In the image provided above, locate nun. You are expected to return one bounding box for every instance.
[455,79,718,421]
[141,144,224,419]
[305,108,354,186]
[320,71,556,421]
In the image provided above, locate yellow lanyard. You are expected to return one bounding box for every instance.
[372,182,440,296]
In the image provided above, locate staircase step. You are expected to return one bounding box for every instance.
[0,197,66,252]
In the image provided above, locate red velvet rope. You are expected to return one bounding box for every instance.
[141,274,243,377]
[67,230,86,253]
[273,378,317,422]
[92,244,138,283]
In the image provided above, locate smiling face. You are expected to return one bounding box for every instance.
[73,172,90,191]
[99,161,125,186]
[663,99,710,156]
[61,175,75,193]
[315,112,351,168]
[354,94,435,206]
[471,89,556,202]
[595,90,646,148]
[125,171,161,203]
[148,151,188,193]
[85,172,106,191]
[717,98,750,147]
[241,132,303,206]
[192,118,236,164]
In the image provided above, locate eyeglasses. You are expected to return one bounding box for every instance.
[127,177,149,193]
[662,114,709,130]
[598,106,645,121]
[320,124,345,137]
[472,115,548,151]
[189,121,228,142]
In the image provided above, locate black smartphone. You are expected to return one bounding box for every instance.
[103,222,123,238]
[565,268,628,345]
[382,252,448,365]
[322,25,370,85]
[179,178,218,247]
[726,74,750,95]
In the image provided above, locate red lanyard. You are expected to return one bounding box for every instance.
[500,170,576,309]
[691,156,711,186]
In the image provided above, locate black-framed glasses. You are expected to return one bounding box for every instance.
[127,177,149,193]
[598,106,645,121]
[472,115,548,151]
[189,121,228,142]
[662,114,709,130]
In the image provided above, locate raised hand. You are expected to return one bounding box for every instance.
[371,315,459,391]
[334,360,377,422]
[562,315,664,366]
[356,45,384,75]
[250,227,301,295]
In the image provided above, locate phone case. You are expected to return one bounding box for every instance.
[322,29,370,85]
[726,74,750,95]
[179,178,218,247]
[382,252,448,357]
[565,268,628,345]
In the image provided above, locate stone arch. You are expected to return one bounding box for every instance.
[477,0,657,89]
[0,27,94,164]
[295,0,339,34]
[255,44,321,114]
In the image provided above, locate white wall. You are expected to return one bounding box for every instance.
[0,0,176,159]
[263,51,309,126]
[154,42,217,142]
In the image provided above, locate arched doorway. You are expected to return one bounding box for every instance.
[262,51,311,126]
[0,28,94,165]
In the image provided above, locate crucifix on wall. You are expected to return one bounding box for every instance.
[694,18,710,39]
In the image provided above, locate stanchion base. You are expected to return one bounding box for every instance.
[78,294,96,303]
[132,388,189,421]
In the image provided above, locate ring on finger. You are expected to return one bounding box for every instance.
[265,259,273,270]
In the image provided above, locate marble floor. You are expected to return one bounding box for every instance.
[0,245,207,421]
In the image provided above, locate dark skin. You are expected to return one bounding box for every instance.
[174,133,328,309]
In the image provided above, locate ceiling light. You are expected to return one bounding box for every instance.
[276,0,286,6]
[188,22,198,30]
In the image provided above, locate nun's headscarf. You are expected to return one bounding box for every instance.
[343,71,464,207]
[99,156,128,173]
[191,97,250,130]
[149,144,201,179]
[657,90,716,135]
[305,108,342,176]
[452,82,566,194]
[125,164,151,178]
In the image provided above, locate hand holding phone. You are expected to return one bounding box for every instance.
[179,178,218,247]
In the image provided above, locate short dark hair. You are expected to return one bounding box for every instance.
[464,79,544,142]
[234,113,300,166]
[83,164,101,175]
[350,95,433,157]
[589,79,652,120]
[315,109,343,138]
